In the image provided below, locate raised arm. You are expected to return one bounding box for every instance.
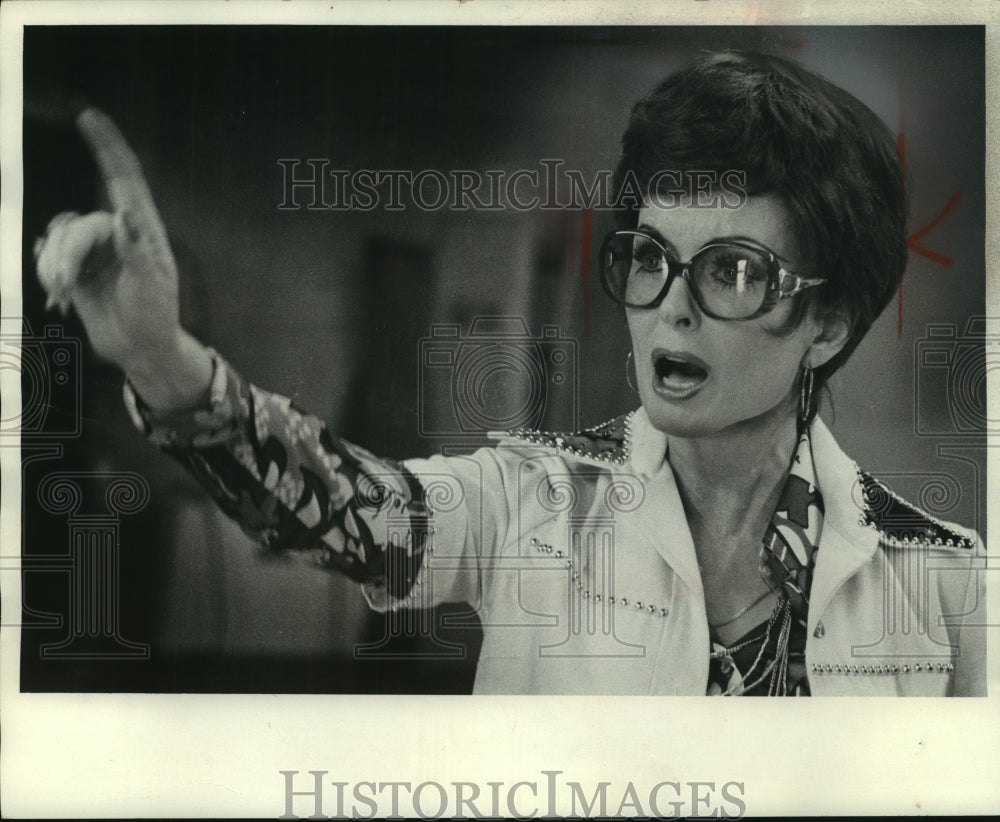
[32,107,465,607]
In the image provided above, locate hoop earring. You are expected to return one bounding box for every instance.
[625,351,638,393]
[798,365,814,424]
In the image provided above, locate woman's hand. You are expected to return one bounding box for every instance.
[34,107,213,411]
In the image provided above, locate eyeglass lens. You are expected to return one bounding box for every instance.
[603,232,771,318]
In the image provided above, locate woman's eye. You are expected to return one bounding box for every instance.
[707,254,765,289]
[633,243,665,272]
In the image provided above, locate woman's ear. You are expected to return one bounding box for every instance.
[806,305,852,369]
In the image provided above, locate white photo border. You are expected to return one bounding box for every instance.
[2,1,998,818]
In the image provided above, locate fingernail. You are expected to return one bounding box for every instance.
[120,210,142,243]
[45,294,57,311]
[58,299,70,318]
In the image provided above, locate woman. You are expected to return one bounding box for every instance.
[34,51,985,695]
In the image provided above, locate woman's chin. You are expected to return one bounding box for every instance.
[641,403,721,439]
[641,395,801,442]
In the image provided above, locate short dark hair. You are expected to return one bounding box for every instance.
[613,51,908,404]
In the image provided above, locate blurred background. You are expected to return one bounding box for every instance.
[16,25,986,693]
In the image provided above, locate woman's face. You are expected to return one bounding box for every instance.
[626,193,839,438]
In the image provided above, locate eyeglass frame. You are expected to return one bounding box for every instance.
[598,228,826,321]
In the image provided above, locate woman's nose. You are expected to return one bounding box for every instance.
[656,270,700,328]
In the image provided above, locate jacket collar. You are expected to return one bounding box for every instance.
[630,406,874,552]
[628,406,669,479]
[624,407,703,594]
[627,409,880,617]
[796,416,881,629]
[498,408,882,612]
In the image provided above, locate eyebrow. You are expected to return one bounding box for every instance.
[638,224,791,264]
[636,224,680,257]
[703,234,792,263]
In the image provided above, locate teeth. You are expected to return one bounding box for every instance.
[652,352,706,396]
[656,355,705,384]
[663,371,699,383]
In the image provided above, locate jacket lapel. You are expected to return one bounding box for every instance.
[627,408,705,600]
[807,417,881,634]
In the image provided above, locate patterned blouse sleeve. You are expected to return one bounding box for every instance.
[123,350,436,605]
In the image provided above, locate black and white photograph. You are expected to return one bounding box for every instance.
[2,1,998,817]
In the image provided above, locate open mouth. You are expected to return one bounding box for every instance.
[651,349,709,396]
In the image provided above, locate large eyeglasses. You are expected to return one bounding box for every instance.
[599,229,825,320]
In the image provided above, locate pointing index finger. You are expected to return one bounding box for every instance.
[74,106,166,243]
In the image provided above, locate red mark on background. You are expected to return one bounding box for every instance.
[896,132,962,338]
[908,192,962,266]
[580,208,592,335]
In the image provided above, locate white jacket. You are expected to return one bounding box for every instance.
[366,408,987,696]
